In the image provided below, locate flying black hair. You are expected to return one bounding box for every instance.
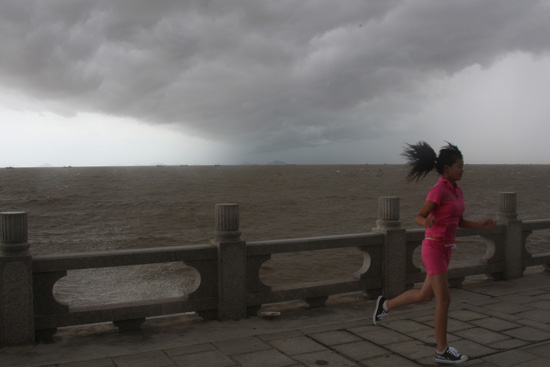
[401,141,463,182]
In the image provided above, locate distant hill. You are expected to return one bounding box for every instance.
[267,160,287,165]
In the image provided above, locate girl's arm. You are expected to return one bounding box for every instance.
[416,201,438,228]
[459,217,496,229]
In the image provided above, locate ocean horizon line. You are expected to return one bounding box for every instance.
[5,162,550,169]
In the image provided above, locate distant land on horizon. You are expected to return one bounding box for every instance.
[4,162,550,169]
[6,161,292,168]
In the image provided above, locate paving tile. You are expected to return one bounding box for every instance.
[503,326,550,342]
[171,351,236,367]
[519,289,550,297]
[483,301,531,314]
[512,359,550,367]
[495,293,538,304]
[454,327,511,345]
[467,284,517,297]
[307,330,362,346]
[414,355,447,366]
[383,319,430,334]
[164,343,216,357]
[231,349,296,367]
[338,319,370,329]
[487,337,529,350]
[408,314,433,324]
[112,351,174,367]
[449,310,486,322]
[57,358,114,367]
[214,336,271,355]
[481,349,537,367]
[300,324,341,334]
[448,339,497,359]
[449,288,489,302]
[521,341,550,359]
[345,324,378,335]
[516,318,550,332]
[362,353,422,366]
[448,318,477,332]
[424,355,486,367]
[455,359,503,367]
[268,336,326,355]
[383,339,435,360]
[528,300,550,311]
[292,349,358,367]
[516,309,550,324]
[354,327,412,345]
[407,327,460,345]
[470,317,520,331]
[331,340,388,360]
[258,330,304,342]
[465,297,501,307]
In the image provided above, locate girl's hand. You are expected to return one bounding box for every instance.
[425,216,435,228]
[416,201,438,228]
[479,218,496,228]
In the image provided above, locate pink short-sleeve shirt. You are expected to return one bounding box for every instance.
[425,177,465,244]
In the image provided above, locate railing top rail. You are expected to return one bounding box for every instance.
[456,225,505,237]
[522,219,550,231]
[405,228,425,241]
[32,243,216,272]
[401,226,506,241]
[247,232,383,256]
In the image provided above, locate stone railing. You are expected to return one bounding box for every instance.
[1,193,549,346]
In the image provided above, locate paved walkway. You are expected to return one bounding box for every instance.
[2,270,550,367]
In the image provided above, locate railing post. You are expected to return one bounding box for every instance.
[373,197,407,299]
[497,192,523,279]
[0,212,35,346]
[212,203,247,321]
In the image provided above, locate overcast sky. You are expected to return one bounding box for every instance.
[1,0,550,167]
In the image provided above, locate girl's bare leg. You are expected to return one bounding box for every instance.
[430,272,450,352]
[386,275,434,310]
[385,273,450,351]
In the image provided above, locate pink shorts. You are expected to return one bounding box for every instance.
[422,238,453,275]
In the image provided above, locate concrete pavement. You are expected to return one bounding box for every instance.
[1,269,550,366]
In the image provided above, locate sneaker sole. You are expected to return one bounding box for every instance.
[435,356,468,364]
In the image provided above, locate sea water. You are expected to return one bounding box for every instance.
[1,165,549,306]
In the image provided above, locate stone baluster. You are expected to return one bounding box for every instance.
[375,196,401,230]
[212,204,247,320]
[374,197,407,298]
[498,192,518,220]
[0,212,35,346]
[497,192,524,279]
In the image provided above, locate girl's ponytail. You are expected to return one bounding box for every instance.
[402,141,463,182]
[401,141,437,182]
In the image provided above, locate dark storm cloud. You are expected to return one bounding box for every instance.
[1,0,549,153]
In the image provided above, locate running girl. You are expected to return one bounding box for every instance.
[373,141,496,364]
